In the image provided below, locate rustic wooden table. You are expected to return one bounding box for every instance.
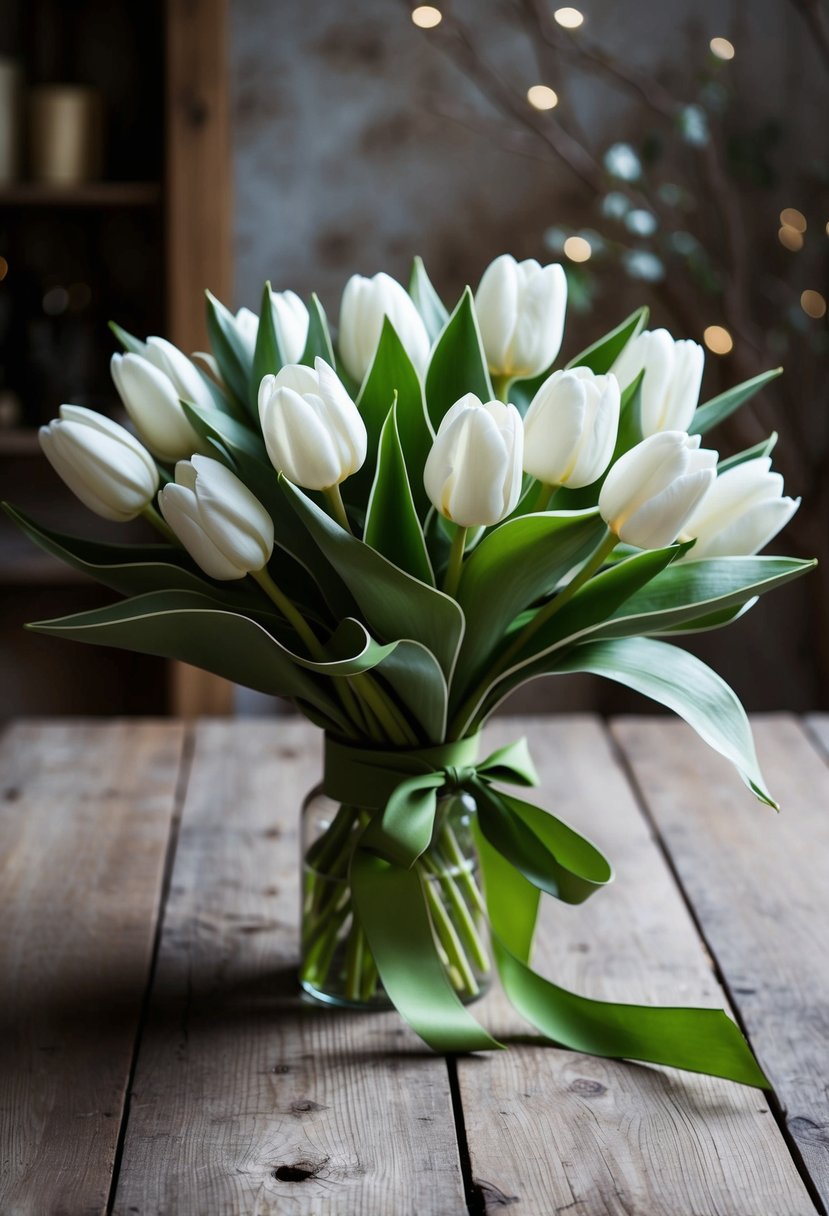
[1,714,828,1215]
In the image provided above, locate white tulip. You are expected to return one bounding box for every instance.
[611,328,704,435]
[39,404,159,522]
[159,455,274,581]
[143,336,217,412]
[474,254,567,380]
[424,393,524,528]
[338,272,431,384]
[523,367,620,489]
[258,357,367,490]
[234,306,260,357]
[599,430,717,550]
[111,352,207,463]
[680,457,799,559]
[270,289,309,363]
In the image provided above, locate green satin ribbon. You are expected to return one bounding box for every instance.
[325,734,768,1088]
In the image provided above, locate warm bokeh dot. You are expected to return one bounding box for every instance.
[527,85,559,111]
[563,235,592,262]
[801,290,827,319]
[703,324,734,354]
[411,5,442,29]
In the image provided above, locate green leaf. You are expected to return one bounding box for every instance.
[409,255,449,342]
[250,280,283,412]
[281,477,465,681]
[351,318,434,517]
[3,503,265,609]
[301,293,336,367]
[182,401,266,461]
[718,433,778,472]
[551,636,777,806]
[205,290,253,413]
[27,589,353,731]
[424,286,493,430]
[108,320,147,355]
[371,639,448,742]
[477,556,814,724]
[364,402,434,585]
[453,510,606,695]
[690,368,782,436]
[652,598,757,635]
[567,306,649,374]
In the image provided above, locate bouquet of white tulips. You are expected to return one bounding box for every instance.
[7,253,813,1084]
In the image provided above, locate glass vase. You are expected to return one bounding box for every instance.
[299,785,491,1009]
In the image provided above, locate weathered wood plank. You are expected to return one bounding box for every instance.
[613,713,829,1213]
[457,716,815,1215]
[0,720,185,1216]
[112,720,466,1216]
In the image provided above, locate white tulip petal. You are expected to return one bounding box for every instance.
[145,336,216,412]
[270,290,310,364]
[160,483,246,579]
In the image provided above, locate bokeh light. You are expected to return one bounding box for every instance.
[780,208,807,232]
[554,7,584,28]
[411,5,442,29]
[703,325,734,354]
[710,37,735,60]
[563,235,592,262]
[527,85,559,111]
[800,290,827,319]
[779,226,804,252]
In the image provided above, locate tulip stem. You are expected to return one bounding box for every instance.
[531,482,556,513]
[325,485,353,535]
[142,504,178,545]
[443,526,468,599]
[491,374,512,404]
[251,567,328,660]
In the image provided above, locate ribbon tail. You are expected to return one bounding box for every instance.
[350,846,502,1054]
[476,825,769,1088]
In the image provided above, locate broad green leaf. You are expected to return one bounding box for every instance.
[551,636,776,806]
[206,290,253,413]
[424,286,493,430]
[371,639,448,742]
[351,318,434,516]
[281,477,465,680]
[409,255,449,342]
[474,556,814,727]
[364,402,434,585]
[182,401,265,461]
[690,368,782,436]
[108,320,147,355]
[301,293,336,367]
[27,589,353,731]
[3,503,267,610]
[250,280,283,412]
[567,306,649,373]
[653,598,757,635]
[453,510,606,694]
[718,433,778,472]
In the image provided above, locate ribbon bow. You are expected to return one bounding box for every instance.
[321,733,768,1086]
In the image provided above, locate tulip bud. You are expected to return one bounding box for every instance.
[523,367,620,488]
[474,254,567,380]
[680,457,799,560]
[143,336,217,413]
[234,307,260,358]
[611,328,704,435]
[39,404,159,522]
[424,393,524,528]
[159,455,274,581]
[270,289,309,364]
[599,431,717,550]
[258,357,367,490]
[111,352,207,463]
[338,272,431,384]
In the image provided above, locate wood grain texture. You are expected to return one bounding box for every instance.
[456,716,816,1216]
[0,720,185,1216]
[112,720,466,1216]
[166,0,234,718]
[613,713,829,1213]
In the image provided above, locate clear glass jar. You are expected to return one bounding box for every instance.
[299,785,491,1010]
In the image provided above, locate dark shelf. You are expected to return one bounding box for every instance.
[0,181,162,208]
